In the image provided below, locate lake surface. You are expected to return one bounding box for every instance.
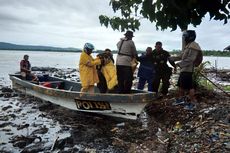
[0,50,230,85]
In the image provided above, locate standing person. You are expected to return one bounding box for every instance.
[96,48,117,93]
[172,30,201,110]
[79,43,101,93]
[20,54,38,82]
[152,41,176,97]
[137,47,155,92]
[116,30,138,94]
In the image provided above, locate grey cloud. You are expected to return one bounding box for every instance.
[0,0,229,50]
[0,0,104,26]
[0,6,37,26]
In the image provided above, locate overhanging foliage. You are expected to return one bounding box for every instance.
[99,0,230,31]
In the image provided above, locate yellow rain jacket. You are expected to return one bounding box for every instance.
[79,51,101,88]
[101,61,118,90]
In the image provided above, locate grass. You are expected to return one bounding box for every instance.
[193,61,230,93]
[223,85,230,91]
[199,79,214,91]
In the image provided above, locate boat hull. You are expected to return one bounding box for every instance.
[10,75,155,120]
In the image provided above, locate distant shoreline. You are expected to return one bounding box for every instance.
[0,40,230,56]
[1,49,230,57]
[0,42,82,53]
[0,49,112,54]
[0,49,82,53]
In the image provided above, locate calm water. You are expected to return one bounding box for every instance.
[0,50,230,85]
[0,50,80,85]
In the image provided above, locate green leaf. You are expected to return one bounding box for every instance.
[99,15,109,27]
[99,0,230,31]
[156,0,161,10]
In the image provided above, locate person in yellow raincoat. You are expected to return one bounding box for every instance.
[96,49,118,93]
[79,43,101,93]
[101,59,118,91]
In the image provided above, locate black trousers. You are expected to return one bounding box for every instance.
[116,65,133,94]
[97,70,107,93]
[153,69,172,95]
[177,72,196,90]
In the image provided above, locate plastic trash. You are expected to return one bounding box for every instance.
[116,122,125,127]
[224,142,230,149]
[210,133,219,142]
[173,122,182,132]
[156,128,163,138]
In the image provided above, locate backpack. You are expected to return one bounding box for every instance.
[193,49,203,67]
[186,42,203,67]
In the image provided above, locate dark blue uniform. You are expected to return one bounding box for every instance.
[137,53,155,91]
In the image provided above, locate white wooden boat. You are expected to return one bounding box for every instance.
[10,74,155,120]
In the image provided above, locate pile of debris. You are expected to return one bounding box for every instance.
[145,88,230,152]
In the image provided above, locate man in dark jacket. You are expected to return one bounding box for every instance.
[152,41,176,96]
[137,47,155,92]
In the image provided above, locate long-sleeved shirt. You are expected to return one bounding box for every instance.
[177,41,201,72]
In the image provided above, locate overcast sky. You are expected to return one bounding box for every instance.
[0,0,229,51]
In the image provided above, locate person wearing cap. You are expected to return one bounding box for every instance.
[20,54,38,82]
[79,43,101,93]
[152,41,176,97]
[116,30,138,94]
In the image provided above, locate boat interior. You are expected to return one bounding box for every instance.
[11,73,148,94]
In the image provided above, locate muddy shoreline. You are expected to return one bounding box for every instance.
[0,68,229,152]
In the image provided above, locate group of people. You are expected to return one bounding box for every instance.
[77,30,201,111]
[20,30,201,111]
[78,30,138,95]
[137,41,176,96]
[79,43,117,94]
[138,30,201,110]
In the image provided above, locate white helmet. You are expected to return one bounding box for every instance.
[84,43,95,52]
